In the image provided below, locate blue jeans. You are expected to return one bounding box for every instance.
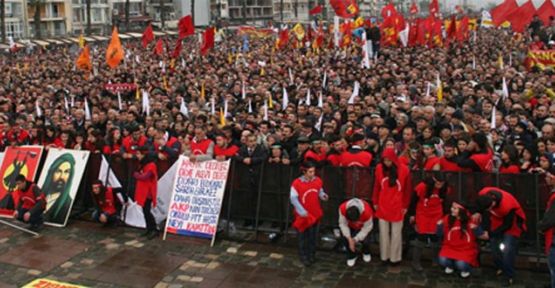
[92,210,116,224]
[298,224,318,261]
[549,244,555,288]
[490,234,518,279]
[438,256,471,272]
[16,207,43,226]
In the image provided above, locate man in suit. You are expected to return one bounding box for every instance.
[235,134,268,227]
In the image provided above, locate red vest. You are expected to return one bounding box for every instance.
[470,149,494,172]
[214,144,239,158]
[190,138,213,155]
[545,192,555,254]
[96,187,117,215]
[291,176,324,231]
[304,149,326,162]
[122,135,148,154]
[16,183,45,210]
[439,157,462,172]
[414,182,448,234]
[372,162,411,222]
[339,149,373,167]
[423,156,440,171]
[439,214,479,267]
[478,187,527,238]
[134,162,158,207]
[154,137,181,157]
[499,164,520,174]
[6,129,30,144]
[339,199,373,230]
[327,153,342,167]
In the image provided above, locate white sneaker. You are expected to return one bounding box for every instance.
[460,271,470,278]
[445,267,454,274]
[363,254,372,263]
[347,258,357,267]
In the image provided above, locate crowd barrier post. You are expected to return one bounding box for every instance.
[254,163,266,240]
[224,160,237,238]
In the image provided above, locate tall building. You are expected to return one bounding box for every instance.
[4,0,26,39]
[71,0,111,35]
[27,0,72,37]
[228,0,273,25]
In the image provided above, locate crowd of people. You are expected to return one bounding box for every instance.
[1,15,554,287]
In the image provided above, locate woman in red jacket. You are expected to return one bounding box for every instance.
[437,201,487,279]
[499,145,520,174]
[134,150,159,239]
[409,172,452,271]
[372,148,411,265]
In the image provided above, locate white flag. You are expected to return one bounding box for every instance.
[223,99,228,118]
[425,82,431,97]
[248,99,253,114]
[242,81,246,99]
[490,105,496,129]
[142,89,150,116]
[315,115,323,132]
[135,55,141,64]
[306,89,311,106]
[64,96,69,112]
[84,98,91,120]
[322,71,327,88]
[263,100,268,121]
[180,98,189,116]
[348,81,360,104]
[211,97,216,115]
[70,95,75,107]
[502,77,509,99]
[399,24,409,48]
[99,155,122,188]
[282,87,289,110]
[333,16,340,48]
[289,68,294,85]
[117,92,123,111]
[362,32,371,69]
[35,101,42,117]
[318,92,323,108]
[472,56,476,70]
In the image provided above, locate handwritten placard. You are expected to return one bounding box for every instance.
[23,278,87,288]
[163,156,230,245]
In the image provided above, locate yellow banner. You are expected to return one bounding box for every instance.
[23,278,88,288]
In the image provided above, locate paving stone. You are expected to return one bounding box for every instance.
[60,262,74,269]
[67,273,82,279]
[269,253,284,259]
[153,282,169,288]
[27,269,41,276]
[80,259,94,265]
[105,243,120,250]
[226,247,238,254]
[242,251,257,257]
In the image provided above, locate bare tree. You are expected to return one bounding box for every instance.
[1,0,6,42]
[293,0,298,18]
[125,0,130,31]
[86,0,91,35]
[32,0,41,38]
[191,0,195,24]
[279,0,283,23]
[160,0,165,29]
[242,0,246,24]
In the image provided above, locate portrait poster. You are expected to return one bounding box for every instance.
[37,149,90,227]
[0,146,43,217]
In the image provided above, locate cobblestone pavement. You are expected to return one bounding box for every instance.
[0,220,550,288]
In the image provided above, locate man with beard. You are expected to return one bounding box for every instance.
[43,153,75,225]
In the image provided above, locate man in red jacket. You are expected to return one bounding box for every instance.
[13,174,45,231]
[539,171,555,288]
[339,197,374,267]
[476,187,527,286]
[340,133,373,198]
[91,180,121,226]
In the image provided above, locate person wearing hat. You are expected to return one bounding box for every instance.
[409,172,452,271]
[290,161,329,267]
[268,143,290,165]
[475,187,527,286]
[339,133,373,167]
[304,138,327,166]
[338,197,374,267]
[290,136,311,165]
[372,148,411,266]
[437,201,487,279]
[538,170,555,288]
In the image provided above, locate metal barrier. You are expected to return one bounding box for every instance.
[70,155,548,262]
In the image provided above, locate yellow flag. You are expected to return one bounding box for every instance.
[135,86,140,100]
[292,23,305,40]
[268,95,273,109]
[200,81,205,99]
[260,67,266,76]
[219,107,226,127]
[106,27,124,69]
[78,34,85,48]
[498,55,504,69]
[228,53,233,64]
[163,76,168,91]
[354,17,365,28]
[437,74,443,102]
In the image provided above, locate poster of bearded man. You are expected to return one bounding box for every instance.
[38,149,90,227]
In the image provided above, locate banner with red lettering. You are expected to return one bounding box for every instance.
[527,49,555,70]
[163,156,230,246]
[104,83,137,93]
[23,278,87,288]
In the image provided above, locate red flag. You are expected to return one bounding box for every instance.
[276,29,289,49]
[538,0,555,26]
[172,39,182,58]
[491,0,518,27]
[313,26,324,49]
[429,0,439,17]
[446,16,457,40]
[154,39,163,56]
[408,20,419,46]
[309,4,323,15]
[431,18,443,47]
[506,0,536,33]
[416,17,432,46]
[200,27,215,56]
[410,2,418,14]
[178,15,195,39]
[330,0,359,18]
[380,4,403,46]
[381,3,398,19]
[457,16,469,42]
[142,23,154,48]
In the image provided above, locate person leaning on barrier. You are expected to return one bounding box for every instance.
[338,197,374,267]
[214,133,239,161]
[538,170,555,288]
[290,161,328,267]
[268,143,290,165]
[189,124,214,162]
[475,187,527,286]
[13,174,45,232]
[154,128,181,162]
